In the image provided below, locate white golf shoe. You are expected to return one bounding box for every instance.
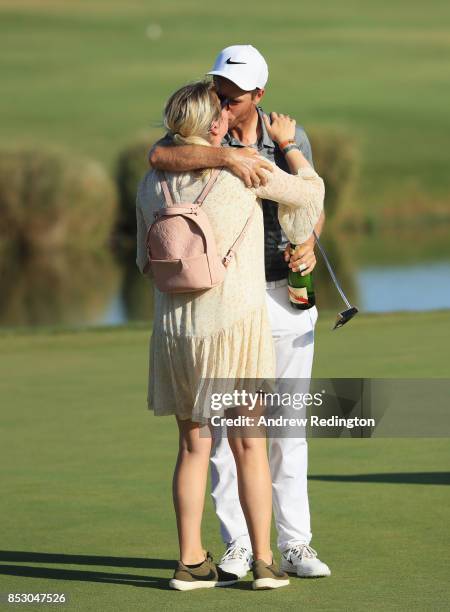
[281,543,331,578]
[218,542,253,578]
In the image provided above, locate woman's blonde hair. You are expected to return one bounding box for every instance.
[163,80,221,147]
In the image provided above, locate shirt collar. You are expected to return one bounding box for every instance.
[222,106,275,150]
[256,106,275,149]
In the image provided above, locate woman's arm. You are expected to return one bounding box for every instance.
[254,112,323,208]
[136,202,152,276]
[252,113,325,243]
[263,113,312,176]
[254,161,324,210]
[254,162,324,244]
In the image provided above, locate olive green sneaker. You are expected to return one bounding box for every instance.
[169,551,238,591]
[252,558,290,590]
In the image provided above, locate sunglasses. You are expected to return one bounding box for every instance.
[217,92,245,108]
[218,94,230,108]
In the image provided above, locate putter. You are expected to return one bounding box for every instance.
[280,231,359,329]
[311,230,359,330]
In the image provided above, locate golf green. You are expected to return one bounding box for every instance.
[1,310,449,610]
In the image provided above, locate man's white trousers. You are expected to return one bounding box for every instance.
[210,279,318,551]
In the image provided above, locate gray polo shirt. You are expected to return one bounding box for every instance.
[223,106,315,282]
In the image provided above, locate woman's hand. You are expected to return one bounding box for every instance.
[263,112,296,146]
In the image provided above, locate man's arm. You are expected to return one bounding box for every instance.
[310,210,325,238]
[295,125,315,169]
[281,132,325,237]
[287,125,325,274]
[287,210,324,273]
[150,142,228,172]
[149,137,273,188]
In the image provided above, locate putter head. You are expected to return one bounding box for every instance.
[333,306,359,330]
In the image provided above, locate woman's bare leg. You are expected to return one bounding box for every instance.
[227,426,272,564]
[172,417,212,565]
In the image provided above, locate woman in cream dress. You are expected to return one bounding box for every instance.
[136,81,324,590]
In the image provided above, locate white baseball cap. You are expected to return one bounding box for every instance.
[207,45,269,91]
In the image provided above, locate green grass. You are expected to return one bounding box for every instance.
[1,0,450,210]
[1,311,450,610]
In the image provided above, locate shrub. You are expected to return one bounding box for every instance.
[0,148,118,251]
[308,127,359,223]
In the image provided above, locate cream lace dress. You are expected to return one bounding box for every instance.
[136,162,324,421]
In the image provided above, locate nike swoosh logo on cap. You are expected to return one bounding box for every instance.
[226,58,247,65]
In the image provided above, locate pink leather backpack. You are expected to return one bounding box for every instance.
[146,168,255,293]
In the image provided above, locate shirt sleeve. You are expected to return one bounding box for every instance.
[295,125,314,169]
[253,161,325,244]
[136,199,152,276]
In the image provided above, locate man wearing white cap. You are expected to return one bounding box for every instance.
[208,44,268,92]
[149,44,330,580]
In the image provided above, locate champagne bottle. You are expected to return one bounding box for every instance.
[287,243,315,310]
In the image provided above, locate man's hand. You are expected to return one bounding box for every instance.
[284,238,317,276]
[224,147,273,188]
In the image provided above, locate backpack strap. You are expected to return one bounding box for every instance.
[222,205,257,267]
[152,206,199,219]
[195,168,222,205]
[159,171,175,206]
[159,169,221,207]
